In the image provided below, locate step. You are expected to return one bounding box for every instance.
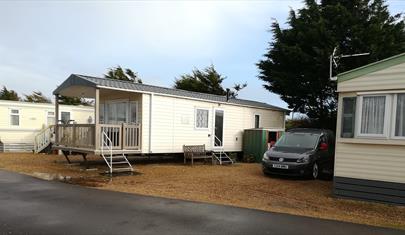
[107,155,126,159]
[218,161,233,165]
[111,161,129,164]
[111,167,133,172]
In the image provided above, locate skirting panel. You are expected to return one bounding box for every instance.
[334,176,405,205]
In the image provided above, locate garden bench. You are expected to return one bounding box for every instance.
[183,144,213,166]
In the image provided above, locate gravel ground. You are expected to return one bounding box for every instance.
[1,152,404,230]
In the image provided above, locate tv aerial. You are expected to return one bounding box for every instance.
[329,47,370,81]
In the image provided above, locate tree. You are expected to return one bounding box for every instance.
[105,66,142,83]
[0,86,20,101]
[24,91,51,103]
[58,96,92,106]
[257,0,405,130]
[174,65,247,98]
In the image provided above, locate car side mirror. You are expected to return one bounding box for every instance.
[319,143,328,151]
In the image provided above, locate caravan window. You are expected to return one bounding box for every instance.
[341,93,405,139]
[341,97,356,138]
[104,101,138,124]
[47,111,55,126]
[129,102,138,123]
[359,95,388,137]
[195,108,209,129]
[395,94,405,137]
[10,109,19,126]
[116,102,127,123]
[254,114,260,128]
[61,111,71,124]
[99,103,105,124]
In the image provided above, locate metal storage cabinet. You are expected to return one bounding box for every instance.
[243,128,283,163]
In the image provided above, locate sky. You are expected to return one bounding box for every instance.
[0,0,404,110]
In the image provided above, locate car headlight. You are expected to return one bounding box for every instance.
[296,156,309,163]
[263,153,269,161]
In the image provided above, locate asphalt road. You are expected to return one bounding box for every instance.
[0,170,403,235]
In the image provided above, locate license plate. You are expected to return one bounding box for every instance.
[272,164,288,169]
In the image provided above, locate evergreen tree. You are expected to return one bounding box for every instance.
[58,96,92,106]
[257,0,405,129]
[0,86,20,101]
[105,66,142,83]
[24,91,51,103]
[174,65,247,98]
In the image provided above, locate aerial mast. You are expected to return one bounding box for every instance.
[329,47,370,81]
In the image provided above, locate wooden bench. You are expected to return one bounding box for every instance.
[183,144,213,166]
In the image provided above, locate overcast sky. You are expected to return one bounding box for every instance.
[0,0,404,109]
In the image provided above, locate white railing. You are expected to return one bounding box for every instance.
[101,130,113,174]
[99,124,122,150]
[34,125,54,153]
[213,135,234,165]
[123,123,141,149]
[101,130,134,174]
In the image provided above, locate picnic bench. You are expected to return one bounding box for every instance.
[183,144,213,166]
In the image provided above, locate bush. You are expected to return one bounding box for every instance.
[285,118,314,130]
[286,117,336,134]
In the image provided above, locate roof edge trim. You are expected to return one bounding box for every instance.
[337,52,405,83]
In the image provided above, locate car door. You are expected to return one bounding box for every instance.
[317,134,330,170]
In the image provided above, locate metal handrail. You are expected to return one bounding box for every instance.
[214,135,223,164]
[101,130,113,174]
[213,135,233,165]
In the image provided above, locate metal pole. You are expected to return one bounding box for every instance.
[329,55,333,80]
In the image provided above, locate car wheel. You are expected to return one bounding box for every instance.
[312,162,319,179]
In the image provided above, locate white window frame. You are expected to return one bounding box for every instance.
[9,108,20,126]
[46,111,55,126]
[355,94,391,139]
[254,114,261,128]
[194,107,209,130]
[391,93,405,140]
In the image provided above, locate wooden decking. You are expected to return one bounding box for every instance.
[54,123,141,155]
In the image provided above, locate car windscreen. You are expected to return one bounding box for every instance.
[275,132,320,149]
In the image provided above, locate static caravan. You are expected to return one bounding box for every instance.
[52,74,287,169]
[334,52,405,205]
[0,100,94,152]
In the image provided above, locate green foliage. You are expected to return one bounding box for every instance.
[257,0,405,130]
[0,86,20,101]
[174,64,247,98]
[24,91,51,103]
[285,117,315,130]
[58,96,92,106]
[105,66,142,83]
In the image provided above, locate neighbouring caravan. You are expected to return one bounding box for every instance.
[52,74,288,172]
[0,100,94,152]
[334,52,405,205]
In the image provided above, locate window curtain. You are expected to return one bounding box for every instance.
[196,109,208,128]
[361,96,385,135]
[396,94,405,137]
